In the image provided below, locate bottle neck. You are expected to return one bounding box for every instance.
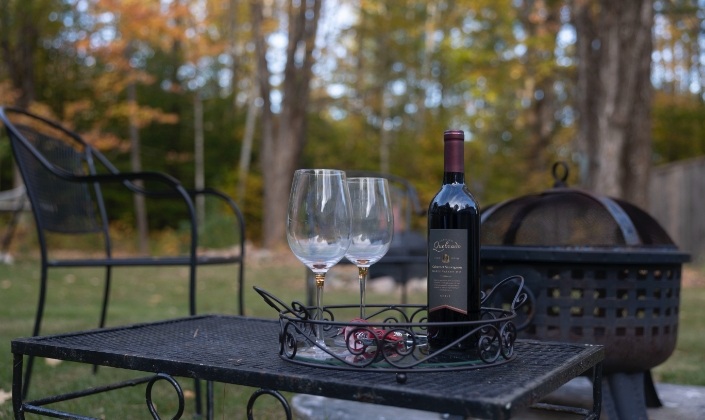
[443,137,465,185]
[443,172,465,184]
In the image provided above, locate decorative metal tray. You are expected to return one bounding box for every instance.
[255,275,526,381]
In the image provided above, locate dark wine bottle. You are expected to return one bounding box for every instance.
[427,129,481,352]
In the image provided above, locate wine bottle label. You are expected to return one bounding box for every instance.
[428,229,468,314]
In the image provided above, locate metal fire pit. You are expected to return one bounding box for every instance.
[479,163,690,419]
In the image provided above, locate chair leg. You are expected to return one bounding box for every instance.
[93,266,113,374]
[238,262,245,316]
[23,264,49,398]
[189,261,203,417]
[189,264,197,316]
[98,266,113,329]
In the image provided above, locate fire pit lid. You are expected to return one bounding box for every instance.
[481,162,681,250]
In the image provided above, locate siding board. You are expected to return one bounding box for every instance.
[649,156,705,261]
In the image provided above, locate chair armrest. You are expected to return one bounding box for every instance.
[188,187,246,253]
[54,171,244,257]
[63,170,198,248]
[77,171,184,193]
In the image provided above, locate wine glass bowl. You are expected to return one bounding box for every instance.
[345,177,394,318]
[286,169,352,352]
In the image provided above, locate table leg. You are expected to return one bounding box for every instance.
[12,353,25,420]
[590,361,603,420]
[207,380,214,420]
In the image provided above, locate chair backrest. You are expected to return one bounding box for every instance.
[0,107,104,235]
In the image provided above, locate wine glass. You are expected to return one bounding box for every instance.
[287,169,352,350]
[345,177,394,319]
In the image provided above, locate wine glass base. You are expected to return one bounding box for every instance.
[295,337,350,360]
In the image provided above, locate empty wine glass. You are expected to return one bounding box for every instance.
[345,177,394,319]
[287,169,351,350]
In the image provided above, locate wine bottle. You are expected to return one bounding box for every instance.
[427,129,481,352]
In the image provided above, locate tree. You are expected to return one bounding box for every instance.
[0,0,48,107]
[650,1,705,164]
[251,0,323,249]
[515,0,571,183]
[82,0,179,252]
[573,0,654,207]
[0,0,72,193]
[2,0,684,249]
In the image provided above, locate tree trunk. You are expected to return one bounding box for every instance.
[573,0,654,207]
[0,0,36,108]
[127,80,149,254]
[1,0,37,192]
[194,91,205,227]
[380,90,391,174]
[237,84,258,204]
[252,0,322,249]
[518,0,561,178]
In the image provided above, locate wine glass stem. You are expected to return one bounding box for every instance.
[358,266,369,319]
[314,272,326,345]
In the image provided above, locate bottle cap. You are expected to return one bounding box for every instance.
[444,130,464,141]
[443,130,464,173]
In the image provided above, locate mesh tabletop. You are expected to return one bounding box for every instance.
[12,315,603,419]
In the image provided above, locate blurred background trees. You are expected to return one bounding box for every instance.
[1,0,704,249]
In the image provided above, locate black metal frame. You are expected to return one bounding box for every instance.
[12,359,187,420]
[11,315,604,419]
[259,275,527,375]
[0,107,246,409]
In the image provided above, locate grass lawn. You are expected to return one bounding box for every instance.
[0,252,703,418]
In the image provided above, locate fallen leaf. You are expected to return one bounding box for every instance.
[0,389,11,405]
[45,358,63,367]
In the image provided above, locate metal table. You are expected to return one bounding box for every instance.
[12,314,604,419]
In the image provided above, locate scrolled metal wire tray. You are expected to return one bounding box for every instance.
[254,275,526,381]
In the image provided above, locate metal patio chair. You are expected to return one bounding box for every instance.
[0,107,246,408]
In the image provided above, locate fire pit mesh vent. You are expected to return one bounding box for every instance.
[481,261,682,373]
